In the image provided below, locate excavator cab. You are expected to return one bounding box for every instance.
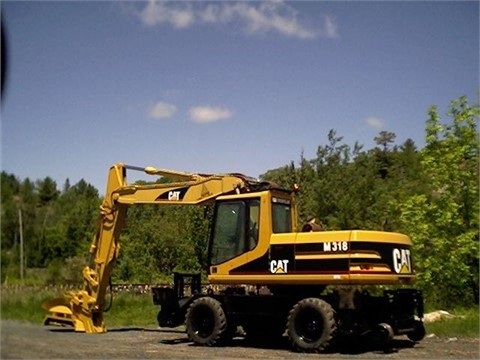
[209,194,293,265]
[207,190,297,283]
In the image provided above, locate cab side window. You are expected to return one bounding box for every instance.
[248,200,260,251]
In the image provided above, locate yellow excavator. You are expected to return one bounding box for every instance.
[43,163,425,352]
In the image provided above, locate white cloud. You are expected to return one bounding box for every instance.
[140,1,195,29]
[323,15,339,39]
[135,1,337,40]
[189,106,233,123]
[365,117,385,129]
[149,101,177,119]
[222,2,317,39]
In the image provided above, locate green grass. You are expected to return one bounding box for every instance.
[425,307,479,338]
[103,293,159,328]
[0,286,159,328]
[1,286,64,323]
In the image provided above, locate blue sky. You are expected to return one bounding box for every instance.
[1,1,478,193]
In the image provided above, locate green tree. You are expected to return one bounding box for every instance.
[374,130,396,151]
[400,96,479,306]
[37,177,59,204]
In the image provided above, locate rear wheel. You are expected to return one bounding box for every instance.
[287,297,336,352]
[185,297,230,346]
[407,320,426,342]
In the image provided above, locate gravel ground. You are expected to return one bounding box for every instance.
[1,320,479,359]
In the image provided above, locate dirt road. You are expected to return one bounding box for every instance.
[1,320,479,359]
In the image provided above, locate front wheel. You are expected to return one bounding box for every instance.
[185,296,230,346]
[287,297,337,352]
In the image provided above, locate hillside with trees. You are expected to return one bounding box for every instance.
[1,95,478,308]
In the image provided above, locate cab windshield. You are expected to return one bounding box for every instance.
[210,199,260,266]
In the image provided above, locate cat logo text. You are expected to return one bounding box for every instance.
[392,248,412,274]
[270,259,289,274]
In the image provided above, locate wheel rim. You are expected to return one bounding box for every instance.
[294,307,324,343]
[191,304,215,338]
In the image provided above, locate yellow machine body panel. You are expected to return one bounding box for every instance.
[209,226,415,285]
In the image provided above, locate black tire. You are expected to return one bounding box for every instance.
[369,323,394,349]
[407,320,426,342]
[287,297,336,353]
[185,297,229,346]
